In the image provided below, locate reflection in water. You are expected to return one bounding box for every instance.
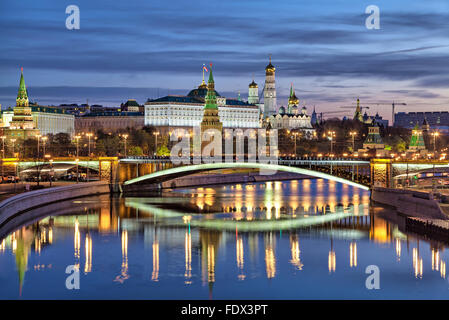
[115,230,129,283]
[396,239,401,262]
[349,241,357,268]
[413,247,423,279]
[74,218,80,260]
[265,232,276,279]
[84,233,92,274]
[3,179,449,299]
[185,230,192,284]
[236,235,245,280]
[289,234,303,270]
[152,237,159,282]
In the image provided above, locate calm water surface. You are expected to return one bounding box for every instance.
[0,179,448,299]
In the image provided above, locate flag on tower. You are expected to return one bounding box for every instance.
[203,64,208,72]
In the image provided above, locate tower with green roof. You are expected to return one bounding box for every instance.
[408,123,427,151]
[363,119,384,150]
[200,64,223,133]
[4,68,40,140]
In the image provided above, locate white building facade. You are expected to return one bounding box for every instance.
[145,95,260,129]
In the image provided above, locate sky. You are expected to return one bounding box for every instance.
[0,0,448,122]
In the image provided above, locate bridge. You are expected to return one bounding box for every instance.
[119,159,371,193]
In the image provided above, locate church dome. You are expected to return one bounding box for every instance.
[265,56,275,73]
[249,80,258,88]
[278,106,286,114]
[188,84,220,99]
[291,105,298,114]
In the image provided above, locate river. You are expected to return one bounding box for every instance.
[0,179,448,299]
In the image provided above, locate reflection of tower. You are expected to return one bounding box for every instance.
[14,227,34,296]
[185,229,192,284]
[264,232,276,279]
[200,230,221,299]
[248,79,259,105]
[263,56,276,118]
[236,234,245,280]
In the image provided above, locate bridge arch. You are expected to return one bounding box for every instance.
[123,162,370,191]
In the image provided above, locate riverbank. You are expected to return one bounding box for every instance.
[0,181,110,230]
[371,187,448,220]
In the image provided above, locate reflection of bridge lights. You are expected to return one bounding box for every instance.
[328,250,336,273]
[289,236,303,270]
[395,239,401,261]
[34,236,41,255]
[236,236,245,280]
[349,242,357,268]
[432,249,440,271]
[413,248,423,279]
[0,239,5,252]
[74,219,80,259]
[84,234,92,274]
[441,261,446,279]
[152,240,159,282]
[48,227,53,244]
[207,244,215,283]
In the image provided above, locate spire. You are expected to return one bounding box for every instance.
[208,63,214,84]
[204,63,217,110]
[16,67,29,107]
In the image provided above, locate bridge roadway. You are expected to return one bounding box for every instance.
[122,161,371,192]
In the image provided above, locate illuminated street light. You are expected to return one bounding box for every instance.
[431,131,440,160]
[349,131,357,153]
[122,134,129,157]
[153,132,160,156]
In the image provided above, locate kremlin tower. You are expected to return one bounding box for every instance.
[4,68,39,140]
[263,56,276,117]
[200,64,223,136]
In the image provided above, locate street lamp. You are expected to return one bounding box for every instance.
[122,134,129,157]
[86,133,93,182]
[349,131,357,153]
[75,135,81,158]
[42,136,48,157]
[153,132,159,156]
[1,136,5,182]
[327,131,336,155]
[75,158,79,183]
[431,131,440,159]
[292,132,300,157]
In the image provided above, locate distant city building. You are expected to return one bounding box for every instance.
[353,99,389,127]
[395,111,449,132]
[75,111,144,133]
[120,99,142,112]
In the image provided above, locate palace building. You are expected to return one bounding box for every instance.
[144,71,260,131]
